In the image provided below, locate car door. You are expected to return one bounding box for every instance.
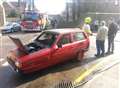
[71,32,88,56]
[51,34,74,64]
[21,48,51,73]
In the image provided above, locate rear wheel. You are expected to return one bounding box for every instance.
[77,50,85,61]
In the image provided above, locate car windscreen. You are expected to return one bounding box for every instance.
[6,23,12,26]
[22,12,39,21]
[36,32,58,47]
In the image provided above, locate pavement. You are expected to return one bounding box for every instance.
[82,60,120,88]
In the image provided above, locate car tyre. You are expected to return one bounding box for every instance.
[77,50,85,61]
[11,28,14,33]
[17,27,21,32]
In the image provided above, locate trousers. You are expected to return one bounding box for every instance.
[108,36,115,52]
[96,40,105,55]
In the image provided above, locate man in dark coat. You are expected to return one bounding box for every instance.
[106,20,119,54]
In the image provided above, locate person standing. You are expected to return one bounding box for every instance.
[51,19,57,29]
[95,21,108,57]
[106,20,119,54]
[82,17,93,36]
[94,20,99,32]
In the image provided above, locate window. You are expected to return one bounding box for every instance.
[23,12,39,20]
[36,32,58,47]
[73,32,85,41]
[59,34,71,45]
[38,32,53,40]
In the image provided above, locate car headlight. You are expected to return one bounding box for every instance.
[15,61,21,68]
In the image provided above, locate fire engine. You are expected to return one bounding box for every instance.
[20,10,48,31]
[19,0,48,31]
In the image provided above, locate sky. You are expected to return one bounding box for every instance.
[7,0,66,14]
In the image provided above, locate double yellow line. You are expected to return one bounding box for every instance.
[74,57,120,85]
[74,61,103,84]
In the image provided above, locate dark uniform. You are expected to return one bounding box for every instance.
[107,22,119,53]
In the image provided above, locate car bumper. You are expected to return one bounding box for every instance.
[7,57,17,71]
[1,30,11,33]
[21,26,42,32]
[7,57,22,74]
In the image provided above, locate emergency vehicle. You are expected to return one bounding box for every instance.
[20,11,48,31]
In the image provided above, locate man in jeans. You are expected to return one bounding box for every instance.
[106,20,119,54]
[95,21,108,57]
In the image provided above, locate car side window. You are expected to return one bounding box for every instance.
[73,32,85,41]
[59,34,71,45]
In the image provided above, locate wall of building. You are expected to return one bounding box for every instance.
[0,6,4,26]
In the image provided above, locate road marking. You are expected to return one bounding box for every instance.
[74,63,100,84]
[0,58,4,62]
[74,56,120,85]
[1,62,9,66]
[0,58,9,67]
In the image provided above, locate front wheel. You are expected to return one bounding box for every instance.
[17,27,21,32]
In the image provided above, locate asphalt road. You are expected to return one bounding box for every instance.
[0,32,120,88]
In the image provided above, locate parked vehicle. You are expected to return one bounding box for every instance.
[21,11,48,31]
[7,28,90,74]
[1,22,21,34]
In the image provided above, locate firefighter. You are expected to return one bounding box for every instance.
[82,17,93,36]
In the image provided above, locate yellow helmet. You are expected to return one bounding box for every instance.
[84,17,92,24]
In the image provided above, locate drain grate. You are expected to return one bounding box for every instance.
[54,80,74,88]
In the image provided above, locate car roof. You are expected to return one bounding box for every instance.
[45,28,83,34]
[6,22,19,25]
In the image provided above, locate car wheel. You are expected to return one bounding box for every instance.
[85,44,90,51]
[17,27,21,32]
[77,50,85,61]
[11,28,14,33]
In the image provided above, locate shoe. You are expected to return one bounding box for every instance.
[95,54,100,57]
[106,52,110,55]
[100,53,105,57]
[111,51,114,54]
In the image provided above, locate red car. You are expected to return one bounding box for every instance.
[7,28,90,74]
